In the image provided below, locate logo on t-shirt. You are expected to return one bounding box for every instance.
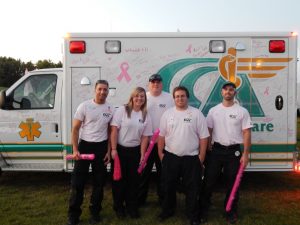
[229,114,237,119]
[183,118,192,123]
[103,113,111,118]
[138,119,144,123]
[159,104,166,108]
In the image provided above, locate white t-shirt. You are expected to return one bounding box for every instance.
[74,99,114,142]
[206,103,253,146]
[111,106,153,147]
[159,106,209,156]
[147,91,174,130]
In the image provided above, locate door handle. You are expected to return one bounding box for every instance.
[53,123,59,133]
[275,95,283,110]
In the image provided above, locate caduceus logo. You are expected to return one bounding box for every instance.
[219,47,292,88]
[19,118,41,141]
[159,47,292,117]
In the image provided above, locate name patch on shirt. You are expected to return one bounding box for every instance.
[229,114,237,119]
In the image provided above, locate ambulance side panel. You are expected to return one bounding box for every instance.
[63,33,297,171]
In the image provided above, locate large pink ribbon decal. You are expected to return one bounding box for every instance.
[117,62,131,82]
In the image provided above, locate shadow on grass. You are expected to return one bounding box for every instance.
[0,171,71,187]
[241,171,300,191]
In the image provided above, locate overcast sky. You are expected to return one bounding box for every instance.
[0,0,299,63]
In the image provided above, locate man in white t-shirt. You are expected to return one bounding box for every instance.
[66,80,114,225]
[200,82,252,224]
[157,86,209,225]
[138,74,174,207]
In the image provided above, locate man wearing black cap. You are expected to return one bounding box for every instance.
[200,81,253,224]
[138,74,174,206]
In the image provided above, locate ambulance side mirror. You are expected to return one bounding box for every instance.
[0,90,7,109]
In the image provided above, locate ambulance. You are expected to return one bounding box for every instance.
[0,32,298,173]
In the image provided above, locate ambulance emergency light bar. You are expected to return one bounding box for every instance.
[69,38,287,54]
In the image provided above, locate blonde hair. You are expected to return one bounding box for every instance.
[125,87,147,122]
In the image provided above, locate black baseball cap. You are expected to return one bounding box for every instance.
[222,82,236,89]
[149,74,162,82]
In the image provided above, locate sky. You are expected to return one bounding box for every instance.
[0,0,299,63]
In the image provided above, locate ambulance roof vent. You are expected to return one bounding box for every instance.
[80,77,91,85]
[235,42,246,51]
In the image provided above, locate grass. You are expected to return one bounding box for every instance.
[0,87,7,91]
[1,171,300,225]
[1,122,300,225]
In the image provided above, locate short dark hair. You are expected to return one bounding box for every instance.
[95,79,109,89]
[172,86,189,98]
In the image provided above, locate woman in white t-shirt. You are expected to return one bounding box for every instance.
[110,87,153,219]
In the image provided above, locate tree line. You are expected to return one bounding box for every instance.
[0,57,62,88]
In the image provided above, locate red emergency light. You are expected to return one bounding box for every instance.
[69,41,86,53]
[269,40,285,53]
[295,162,300,173]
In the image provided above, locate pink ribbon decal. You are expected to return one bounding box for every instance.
[264,87,269,96]
[186,44,192,53]
[117,62,131,82]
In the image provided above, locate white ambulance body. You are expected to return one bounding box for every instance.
[0,32,298,172]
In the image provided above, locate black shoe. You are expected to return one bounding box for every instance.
[128,210,140,219]
[190,220,200,225]
[138,199,146,207]
[65,218,79,225]
[157,211,173,221]
[115,209,126,219]
[158,197,163,206]
[226,212,238,224]
[89,214,101,224]
[199,212,208,223]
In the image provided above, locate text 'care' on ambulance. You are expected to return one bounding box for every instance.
[0,32,298,173]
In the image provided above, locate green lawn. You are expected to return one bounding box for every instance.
[1,171,300,225]
[1,120,300,224]
[0,87,7,91]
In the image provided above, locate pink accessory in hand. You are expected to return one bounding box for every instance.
[66,154,95,160]
[113,154,122,181]
[138,128,160,174]
[226,163,244,212]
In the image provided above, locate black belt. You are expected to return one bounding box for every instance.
[213,142,240,150]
